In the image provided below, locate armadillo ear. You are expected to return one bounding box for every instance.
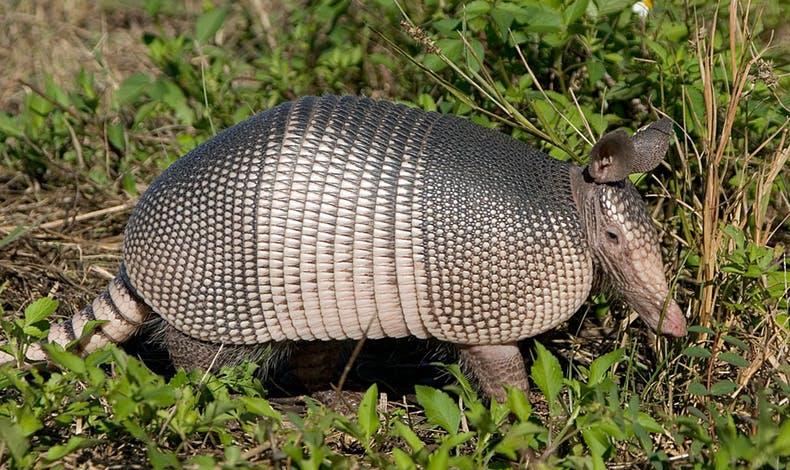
[630,118,673,173]
[587,129,635,183]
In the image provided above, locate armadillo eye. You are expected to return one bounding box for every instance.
[605,229,620,244]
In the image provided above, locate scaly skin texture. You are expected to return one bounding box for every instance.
[0,96,686,401]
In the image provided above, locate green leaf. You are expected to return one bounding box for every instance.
[495,421,544,459]
[581,426,610,467]
[239,397,281,420]
[531,342,563,407]
[0,112,23,138]
[195,8,227,43]
[717,352,749,368]
[426,446,449,470]
[45,437,103,461]
[682,346,712,358]
[148,446,180,470]
[0,417,29,463]
[76,319,106,339]
[721,335,749,350]
[358,383,380,440]
[463,0,490,17]
[391,448,416,470]
[709,380,737,396]
[121,172,138,196]
[24,297,58,325]
[687,381,708,396]
[46,346,87,375]
[588,348,624,386]
[393,420,425,453]
[563,0,589,25]
[106,123,125,152]
[523,8,563,34]
[771,420,790,455]
[0,224,31,249]
[636,412,664,433]
[116,72,153,105]
[491,4,526,38]
[687,325,715,335]
[415,385,461,434]
[506,386,532,422]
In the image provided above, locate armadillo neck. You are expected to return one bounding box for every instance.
[123,96,593,346]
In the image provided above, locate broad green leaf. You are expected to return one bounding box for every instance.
[687,325,715,335]
[687,381,708,396]
[682,346,711,358]
[121,172,138,196]
[772,420,790,455]
[391,448,416,470]
[141,385,177,407]
[76,319,106,339]
[531,342,563,407]
[239,397,281,420]
[463,0,490,17]
[495,421,544,459]
[116,72,152,105]
[106,123,125,152]
[358,383,380,440]
[148,447,180,470]
[721,335,749,350]
[717,352,749,368]
[45,346,87,375]
[581,426,609,470]
[415,385,461,434]
[564,0,589,25]
[24,297,58,325]
[0,418,29,464]
[196,8,227,43]
[426,445,449,470]
[709,380,737,396]
[45,437,103,461]
[588,348,624,386]
[637,412,664,433]
[0,112,23,138]
[523,9,563,34]
[506,386,532,422]
[491,4,526,38]
[393,420,425,453]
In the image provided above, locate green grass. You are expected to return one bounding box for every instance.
[1,0,789,468]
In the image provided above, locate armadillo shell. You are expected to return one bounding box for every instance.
[123,96,593,346]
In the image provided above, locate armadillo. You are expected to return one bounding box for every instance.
[1,95,686,401]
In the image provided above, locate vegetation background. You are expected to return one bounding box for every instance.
[0,0,788,468]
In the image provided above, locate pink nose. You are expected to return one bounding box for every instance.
[660,301,687,337]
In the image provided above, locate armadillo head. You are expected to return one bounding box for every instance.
[571,119,686,337]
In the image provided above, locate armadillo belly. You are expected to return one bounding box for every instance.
[122,95,593,346]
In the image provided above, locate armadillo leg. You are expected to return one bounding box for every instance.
[458,343,528,402]
[162,324,263,373]
[289,341,344,392]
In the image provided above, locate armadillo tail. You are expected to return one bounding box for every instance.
[0,275,151,366]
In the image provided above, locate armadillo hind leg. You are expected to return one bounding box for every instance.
[159,320,288,375]
[0,275,150,366]
[458,343,529,402]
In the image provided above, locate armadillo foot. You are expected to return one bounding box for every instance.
[458,343,528,402]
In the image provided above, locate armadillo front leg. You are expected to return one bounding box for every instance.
[458,343,528,402]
